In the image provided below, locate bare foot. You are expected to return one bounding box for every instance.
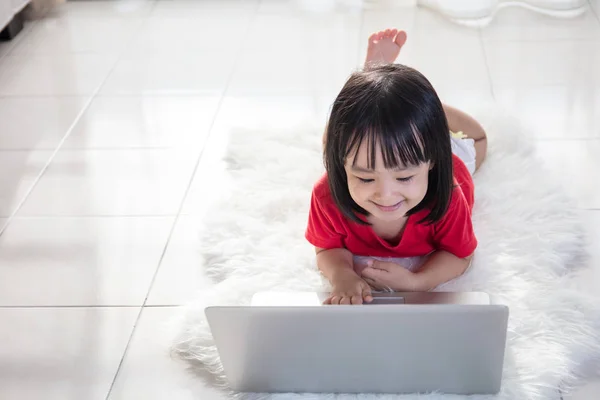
[364,29,407,67]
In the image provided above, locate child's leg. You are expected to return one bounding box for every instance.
[323,29,408,149]
[443,104,487,171]
[350,29,487,171]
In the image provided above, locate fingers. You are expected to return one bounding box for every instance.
[326,295,350,305]
[364,277,384,291]
[362,287,373,303]
[326,293,368,305]
[361,267,381,280]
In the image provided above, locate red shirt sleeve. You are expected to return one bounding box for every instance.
[432,188,477,258]
[305,190,345,249]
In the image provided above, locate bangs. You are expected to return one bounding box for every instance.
[343,112,428,171]
[324,63,453,226]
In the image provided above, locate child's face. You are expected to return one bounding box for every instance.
[345,141,431,223]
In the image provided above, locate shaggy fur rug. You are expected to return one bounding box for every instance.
[172,109,600,400]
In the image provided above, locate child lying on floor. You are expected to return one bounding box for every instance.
[305,29,488,305]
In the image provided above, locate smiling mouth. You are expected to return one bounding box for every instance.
[371,200,404,212]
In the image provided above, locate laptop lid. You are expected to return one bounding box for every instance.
[205,303,509,395]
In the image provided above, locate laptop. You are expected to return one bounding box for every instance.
[205,291,509,395]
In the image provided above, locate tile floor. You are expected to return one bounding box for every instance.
[0,0,599,399]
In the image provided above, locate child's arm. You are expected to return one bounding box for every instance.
[315,247,355,281]
[413,250,472,291]
[316,247,374,304]
[360,250,472,292]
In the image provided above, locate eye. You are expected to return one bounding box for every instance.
[357,177,374,183]
[396,176,413,183]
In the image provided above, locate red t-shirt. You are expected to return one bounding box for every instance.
[305,154,477,259]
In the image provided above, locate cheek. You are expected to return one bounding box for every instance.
[348,182,371,202]
[407,175,429,199]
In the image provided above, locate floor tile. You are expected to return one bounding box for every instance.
[0,54,117,96]
[108,307,227,400]
[180,94,331,216]
[63,96,220,149]
[437,87,496,113]
[9,16,144,56]
[0,151,52,217]
[227,13,361,95]
[484,39,600,87]
[126,16,251,55]
[50,0,155,19]
[0,97,89,150]
[147,217,215,306]
[214,94,331,131]
[361,9,489,93]
[0,216,174,306]
[493,85,600,140]
[258,0,402,14]
[361,4,476,36]
[99,52,235,96]
[0,41,14,59]
[533,139,600,210]
[0,21,34,59]
[179,148,231,218]
[480,5,600,41]
[151,0,259,17]
[0,307,139,400]
[18,149,198,216]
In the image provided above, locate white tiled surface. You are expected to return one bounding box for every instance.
[0,53,118,96]
[0,307,139,400]
[107,307,227,400]
[0,0,599,399]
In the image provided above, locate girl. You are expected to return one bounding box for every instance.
[306,29,487,305]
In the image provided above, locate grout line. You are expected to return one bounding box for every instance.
[0,304,181,309]
[481,37,600,43]
[1,214,178,219]
[0,146,178,151]
[0,92,95,238]
[0,18,36,61]
[477,28,496,101]
[0,1,166,241]
[532,137,600,142]
[0,8,159,240]
[0,93,221,98]
[103,2,264,398]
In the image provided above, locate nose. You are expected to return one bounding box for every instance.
[375,179,395,199]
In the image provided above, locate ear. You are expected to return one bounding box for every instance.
[428,161,435,171]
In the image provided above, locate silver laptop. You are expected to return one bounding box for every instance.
[205,291,509,395]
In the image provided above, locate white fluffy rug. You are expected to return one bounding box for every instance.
[172,109,600,400]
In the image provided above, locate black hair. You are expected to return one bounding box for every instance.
[323,63,453,225]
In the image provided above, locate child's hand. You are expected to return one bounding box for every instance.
[325,270,373,305]
[361,260,421,291]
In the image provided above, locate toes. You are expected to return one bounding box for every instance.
[384,28,392,38]
[368,32,378,43]
[394,30,408,47]
[376,31,385,40]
